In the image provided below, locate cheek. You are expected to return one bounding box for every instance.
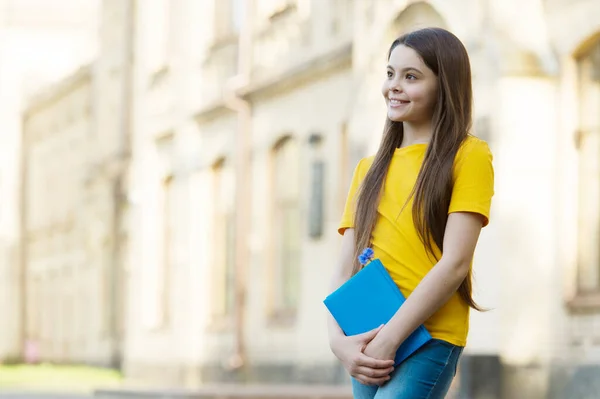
[381,82,389,98]
[409,85,436,107]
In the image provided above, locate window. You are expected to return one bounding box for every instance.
[30,276,41,340]
[339,121,349,210]
[270,137,301,319]
[576,38,600,295]
[141,135,175,330]
[308,134,325,239]
[231,0,244,33]
[147,0,173,74]
[210,159,236,321]
[158,175,175,327]
[214,0,245,40]
[330,0,351,35]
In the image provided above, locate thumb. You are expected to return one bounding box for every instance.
[358,324,384,342]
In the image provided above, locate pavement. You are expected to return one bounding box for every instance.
[0,385,354,399]
[93,384,353,398]
[0,393,91,399]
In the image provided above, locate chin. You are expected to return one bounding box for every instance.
[387,111,407,122]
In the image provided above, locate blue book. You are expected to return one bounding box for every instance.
[324,259,432,366]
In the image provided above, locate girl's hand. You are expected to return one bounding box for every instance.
[363,331,398,363]
[330,325,395,386]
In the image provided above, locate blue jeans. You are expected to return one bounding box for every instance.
[351,339,463,399]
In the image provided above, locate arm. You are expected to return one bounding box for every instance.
[364,211,484,358]
[327,228,355,343]
[328,228,395,386]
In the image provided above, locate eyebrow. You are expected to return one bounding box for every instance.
[387,65,423,74]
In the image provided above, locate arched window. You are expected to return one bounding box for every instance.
[159,174,174,327]
[210,158,236,320]
[271,136,301,318]
[576,37,600,294]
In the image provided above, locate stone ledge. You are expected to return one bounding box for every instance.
[94,384,351,399]
[123,362,349,386]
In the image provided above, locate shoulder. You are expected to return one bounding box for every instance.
[362,155,376,169]
[455,135,493,165]
[452,136,493,181]
[354,155,376,178]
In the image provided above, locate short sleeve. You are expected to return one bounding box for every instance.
[338,159,367,235]
[448,138,495,227]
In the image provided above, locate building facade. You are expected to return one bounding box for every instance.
[0,0,98,362]
[122,0,600,397]
[18,0,133,367]
[11,0,600,397]
[21,66,98,363]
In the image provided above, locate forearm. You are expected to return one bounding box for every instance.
[328,229,356,344]
[327,273,349,342]
[379,257,469,348]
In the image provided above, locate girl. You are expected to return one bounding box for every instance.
[327,27,494,399]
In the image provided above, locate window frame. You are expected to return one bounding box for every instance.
[206,158,236,331]
[266,136,302,326]
[570,36,600,312]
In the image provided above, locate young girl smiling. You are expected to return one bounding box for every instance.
[328,27,494,399]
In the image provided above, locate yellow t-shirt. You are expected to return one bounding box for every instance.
[338,135,494,347]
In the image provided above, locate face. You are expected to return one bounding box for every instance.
[382,44,438,123]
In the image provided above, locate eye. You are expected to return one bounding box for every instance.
[387,70,393,78]
[405,73,417,80]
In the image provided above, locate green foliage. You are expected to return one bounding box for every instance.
[0,364,122,392]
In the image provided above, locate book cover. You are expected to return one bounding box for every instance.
[324,258,432,366]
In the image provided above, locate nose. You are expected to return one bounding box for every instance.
[389,78,402,94]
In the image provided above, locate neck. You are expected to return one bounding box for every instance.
[401,120,432,147]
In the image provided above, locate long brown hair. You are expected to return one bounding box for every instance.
[352,27,483,311]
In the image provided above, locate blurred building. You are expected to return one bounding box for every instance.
[122,1,600,397]
[121,0,356,387]
[0,0,98,362]
[10,0,600,398]
[21,65,96,363]
[18,0,134,367]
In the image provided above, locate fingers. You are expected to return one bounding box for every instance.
[357,324,383,341]
[356,352,395,369]
[349,355,395,386]
[357,327,384,352]
[353,373,391,387]
[355,365,394,379]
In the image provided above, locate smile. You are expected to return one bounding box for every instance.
[389,99,410,107]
